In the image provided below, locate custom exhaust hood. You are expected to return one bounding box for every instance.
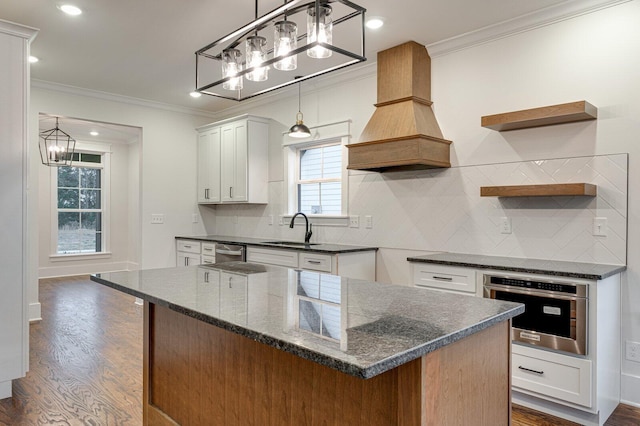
[347,41,452,172]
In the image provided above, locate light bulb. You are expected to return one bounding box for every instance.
[222,48,243,90]
[246,36,268,81]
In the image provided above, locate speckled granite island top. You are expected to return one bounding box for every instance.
[91,262,522,379]
[407,252,626,280]
[175,235,378,254]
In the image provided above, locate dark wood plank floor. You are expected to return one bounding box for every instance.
[0,275,638,425]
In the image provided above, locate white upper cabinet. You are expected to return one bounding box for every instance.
[197,115,269,204]
[197,127,221,203]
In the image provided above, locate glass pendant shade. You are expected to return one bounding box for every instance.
[246,36,269,81]
[306,4,333,59]
[274,20,298,71]
[222,48,243,90]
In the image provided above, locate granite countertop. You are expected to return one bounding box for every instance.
[91,262,523,379]
[407,252,626,280]
[175,235,378,254]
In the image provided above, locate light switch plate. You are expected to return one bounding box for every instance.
[151,214,164,224]
[365,215,373,229]
[593,217,607,236]
[192,214,199,224]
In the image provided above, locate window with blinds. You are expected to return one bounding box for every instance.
[297,142,342,215]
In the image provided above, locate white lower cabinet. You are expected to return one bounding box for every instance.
[219,272,248,324]
[176,239,215,267]
[412,263,477,295]
[512,344,592,408]
[246,246,376,280]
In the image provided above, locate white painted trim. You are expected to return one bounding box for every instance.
[32,79,217,119]
[621,372,640,407]
[125,261,140,271]
[0,19,38,41]
[49,252,113,262]
[29,302,42,323]
[0,381,11,399]
[38,261,131,279]
[426,0,632,57]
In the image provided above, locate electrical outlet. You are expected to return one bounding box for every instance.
[192,214,199,224]
[365,215,373,229]
[626,340,640,362]
[593,217,607,237]
[500,217,512,234]
[151,214,164,224]
[349,215,360,228]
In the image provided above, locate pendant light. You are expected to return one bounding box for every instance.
[39,117,76,167]
[246,0,269,82]
[274,19,297,71]
[289,80,311,138]
[222,48,243,90]
[307,3,333,59]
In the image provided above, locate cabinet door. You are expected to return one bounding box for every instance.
[219,272,248,323]
[221,121,248,202]
[197,128,221,203]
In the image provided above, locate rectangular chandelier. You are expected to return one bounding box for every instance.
[195,0,366,101]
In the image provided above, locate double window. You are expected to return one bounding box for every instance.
[53,151,107,255]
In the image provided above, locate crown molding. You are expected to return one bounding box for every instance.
[0,19,38,41]
[427,0,632,57]
[31,79,218,119]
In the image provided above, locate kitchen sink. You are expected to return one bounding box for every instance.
[262,241,320,247]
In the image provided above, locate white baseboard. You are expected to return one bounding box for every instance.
[38,261,131,278]
[621,373,640,407]
[29,302,42,323]
[0,380,11,399]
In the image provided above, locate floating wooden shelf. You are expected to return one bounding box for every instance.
[481,101,597,131]
[480,183,597,197]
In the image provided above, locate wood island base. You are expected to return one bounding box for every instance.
[143,302,512,426]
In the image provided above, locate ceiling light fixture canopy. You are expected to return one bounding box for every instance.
[289,79,311,138]
[195,0,366,101]
[39,117,77,167]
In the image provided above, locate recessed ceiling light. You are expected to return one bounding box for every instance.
[190,91,202,98]
[58,4,83,16]
[365,17,384,30]
[90,131,99,136]
[29,56,39,63]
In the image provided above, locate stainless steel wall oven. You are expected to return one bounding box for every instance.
[483,273,588,356]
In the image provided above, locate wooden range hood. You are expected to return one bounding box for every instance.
[347,41,452,172]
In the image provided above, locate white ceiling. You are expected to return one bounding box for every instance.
[39,114,141,145]
[2,0,590,114]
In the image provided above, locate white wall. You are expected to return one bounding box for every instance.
[201,1,640,405]
[29,86,212,316]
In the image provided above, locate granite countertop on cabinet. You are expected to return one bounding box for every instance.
[407,252,626,280]
[91,262,523,379]
[175,234,378,254]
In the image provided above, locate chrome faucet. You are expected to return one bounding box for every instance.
[289,212,312,244]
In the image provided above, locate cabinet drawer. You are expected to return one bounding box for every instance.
[512,344,592,408]
[177,240,201,254]
[201,242,216,255]
[247,247,299,268]
[412,263,476,294]
[201,254,216,265]
[299,252,332,273]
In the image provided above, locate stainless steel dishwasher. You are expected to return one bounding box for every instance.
[214,244,246,263]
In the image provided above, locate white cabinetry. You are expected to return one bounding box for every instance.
[0,20,37,399]
[197,115,269,204]
[176,239,215,267]
[412,263,477,295]
[197,127,220,203]
[246,246,376,281]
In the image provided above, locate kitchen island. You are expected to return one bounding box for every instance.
[91,263,523,425]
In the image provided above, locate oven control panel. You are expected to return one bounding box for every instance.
[488,276,578,294]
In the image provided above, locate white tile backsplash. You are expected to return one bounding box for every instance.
[208,153,627,265]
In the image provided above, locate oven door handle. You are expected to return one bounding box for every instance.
[483,284,585,301]
[215,249,243,256]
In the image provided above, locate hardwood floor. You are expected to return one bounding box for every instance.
[0,275,638,425]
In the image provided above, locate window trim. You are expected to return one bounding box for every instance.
[280,120,351,227]
[295,141,343,215]
[49,142,111,259]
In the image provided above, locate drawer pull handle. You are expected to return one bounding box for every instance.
[518,366,544,375]
[203,247,213,251]
[432,275,453,281]
[307,260,322,264]
[184,245,192,249]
